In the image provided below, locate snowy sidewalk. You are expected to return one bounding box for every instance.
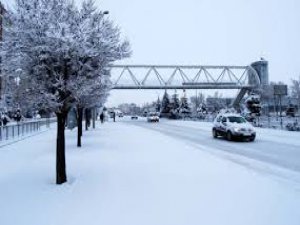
[0,121,300,225]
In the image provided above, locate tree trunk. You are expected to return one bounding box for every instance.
[77,107,83,147]
[85,110,88,131]
[92,108,96,129]
[56,112,67,185]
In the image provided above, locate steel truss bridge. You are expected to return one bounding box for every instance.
[109,64,264,108]
[109,65,261,90]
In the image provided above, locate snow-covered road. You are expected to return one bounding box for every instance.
[125,118,300,182]
[1,118,300,225]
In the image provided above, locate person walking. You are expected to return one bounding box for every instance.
[2,114,9,126]
[113,111,116,122]
[14,110,22,123]
[100,112,104,124]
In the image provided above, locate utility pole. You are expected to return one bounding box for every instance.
[279,95,283,129]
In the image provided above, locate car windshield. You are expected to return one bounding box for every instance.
[228,116,246,123]
[149,113,158,116]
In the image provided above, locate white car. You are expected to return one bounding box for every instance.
[147,112,160,122]
[212,113,256,141]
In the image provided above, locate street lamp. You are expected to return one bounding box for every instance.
[14,76,20,86]
[14,68,22,112]
[103,11,109,15]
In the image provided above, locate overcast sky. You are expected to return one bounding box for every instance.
[2,0,300,106]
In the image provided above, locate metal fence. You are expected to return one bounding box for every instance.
[0,118,57,142]
[256,116,300,130]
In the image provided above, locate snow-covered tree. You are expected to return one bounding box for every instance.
[71,72,110,147]
[179,90,191,117]
[171,90,180,109]
[243,93,261,121]
[291,76,300,110]
[155,97,161,112]
[1,0,130,184]
[168,90,180,119]
[190,92,205,112]
[160,90,171,117]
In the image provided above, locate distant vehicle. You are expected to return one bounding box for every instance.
[108,109,123,118]
[147,112,159,122]
[286,105,296,117]
[143,111,148,117]
[212,113,256,141]
[131,115,138,120]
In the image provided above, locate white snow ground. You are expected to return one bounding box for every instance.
[0,117,300,225]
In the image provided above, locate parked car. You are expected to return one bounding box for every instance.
[212,113,256,141]
[147,112,159,122]
[131,115,138,120]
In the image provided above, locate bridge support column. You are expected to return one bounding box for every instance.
[249,59,269,87]
[232,59,268,110]
[232,87,250,110]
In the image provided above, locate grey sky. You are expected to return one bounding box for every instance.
[2,0,300,106]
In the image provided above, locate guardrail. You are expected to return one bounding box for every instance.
[0,118,57,142]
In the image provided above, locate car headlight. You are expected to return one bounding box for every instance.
[233,127,241,132]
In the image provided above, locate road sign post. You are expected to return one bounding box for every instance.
[273,85,288,129]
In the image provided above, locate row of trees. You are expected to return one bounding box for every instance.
[1,0,130,184]
[117,91,192,118]
[117,91,224,118]
[120,78,300,118]
[157,90,191,118]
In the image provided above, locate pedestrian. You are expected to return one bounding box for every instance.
[14,111,22,122]
[113,111,116,122]
[100,112,104,124]
[2,114,9,126]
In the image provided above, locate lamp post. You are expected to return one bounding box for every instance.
[90,10,109,128]
[14,71,21,111]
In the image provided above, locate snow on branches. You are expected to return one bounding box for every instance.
[0,0,131,185]
[1,0,131,113]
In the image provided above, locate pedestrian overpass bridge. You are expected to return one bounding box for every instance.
[110,64,263,90]
[109,61,268,107]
